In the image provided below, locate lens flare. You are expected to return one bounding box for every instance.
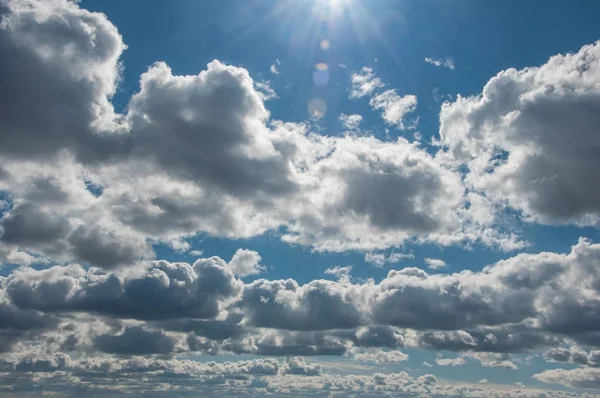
[308,97,327,118]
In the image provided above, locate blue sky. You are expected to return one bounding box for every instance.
[2,0,600,396]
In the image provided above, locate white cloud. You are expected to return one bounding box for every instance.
[425,57,455,70]
[435,356,467,366]
[370,90,418,129]
[464,352,518,369]
[424,258,447,270]
[228,249,265,277]
[365,252,414,267]
[351,348,409,364]
[339,113,362,131]
[270,59,280,75]
[325,265,353,283]
[349,66,384,98]
[534,367,600,389]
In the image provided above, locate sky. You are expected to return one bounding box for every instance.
[1,0,600,396]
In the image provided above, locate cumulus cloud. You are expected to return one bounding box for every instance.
[4,258,242,321]
[425,56,455,70]
[544,345,600,366]
[349,66,384,98]
[370,90,418,129]
[228,249,265,277]
[534,367,600,389]
[424,258,447,270]
[4,2,600,395]
[5,238,600,355]
[0,0,523,264]
[0,0,131,163]
[0,352,581,397]
[437,40,600,226]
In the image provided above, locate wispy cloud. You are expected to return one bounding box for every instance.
[425,56,455,70]
[270,58,280,74]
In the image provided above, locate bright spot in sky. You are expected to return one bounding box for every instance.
[308,97,327,118]
[320,39,330,50]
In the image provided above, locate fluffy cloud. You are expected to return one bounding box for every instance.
[339,113,362,131]
[4,238,600,356]
[370,90,418,129]
[424,258,447,270]
[4,258,242,321]
[0,0,131,163]
[534,367,600,389]
[228,249,265,277]
[438,41,600,226]
[0,0,523,263]
[349,66,384,98]
[544,345,600,367]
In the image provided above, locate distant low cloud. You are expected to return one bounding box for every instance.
[425,56,455,70]
[424,258,447,270]
[365,252,414,267]
[435,356,466,366]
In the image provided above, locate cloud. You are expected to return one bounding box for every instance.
[0,352,581,397]
[435,356,467,366]
[5,258,242,321]
[270,59,280,75]
[228,249,265,277]
[365,252,414,267]
[0,0,131,164]
[369,90,418,129]
[544,345,600,366]
[464,352,518,369]
[128,60,297,198]
[280,357,322,376]
[0,0,521,262]
[339,113,362,130]
[5,238,600,356]
[93,326,178,355]
[437,40,600,226]
[425,57,455,70]
[534,367,600,389]
[351,348,409,364]
[424,258,447,270]
[349,67,384,98]
[324,265,352,283]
